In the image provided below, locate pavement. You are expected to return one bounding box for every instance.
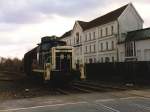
[1,89,150,112]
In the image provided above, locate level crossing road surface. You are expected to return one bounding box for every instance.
[1,89,150,112]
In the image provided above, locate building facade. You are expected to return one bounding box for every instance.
[60,3,145,64]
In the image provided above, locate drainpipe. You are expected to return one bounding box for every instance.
[116,20,120,62]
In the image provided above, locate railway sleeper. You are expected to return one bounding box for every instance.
[71,86,92,93]
[72,83,107,92]
[75,80,127,91]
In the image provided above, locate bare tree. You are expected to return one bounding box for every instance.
[0,57,23,73]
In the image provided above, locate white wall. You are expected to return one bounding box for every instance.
[117,3,144,62]
[136,39,150,61]
[118,39,150,62]
[118,43,125,62]
[118,4,143,38]
[71,21,84,64]
[82,21,118,63]
[61,36,71,46]
[83,27,98,63]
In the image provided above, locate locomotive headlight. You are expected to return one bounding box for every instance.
[60,54,64,59]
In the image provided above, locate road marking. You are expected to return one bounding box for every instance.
[132,103,150,111]
[95,99,115,102]
[138,97,150,100]
[43,100,62,104]
[95,97,138,102]
[119,97,137,100]
[99,104,120,112]
[0,101,88,112]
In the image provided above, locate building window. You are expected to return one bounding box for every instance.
[70,40,71,45]
[85,46,88,53]
[100,43,103,51]
[125,42,135,57]
[85,34,87,41]
[112,57,114,62]
[105,57,110,62]
[89,33,91,40]
[89,58,93,63]
[89,45,91,53]
[101,57,103,63]
[101,29,103,37]
[106,42,108,50]
[80,36,82,43]
[76,33,79,44]
[93,32,96,39]
[93,44,96,52]
[112,41,114,50]
[94,58,96,63]
[80,47,82,55]
[106,27,108,36]
[130,42,133,56]
[111,26,114,35]
[74,37,76,44]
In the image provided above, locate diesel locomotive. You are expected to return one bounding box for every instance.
[24,36,81,84]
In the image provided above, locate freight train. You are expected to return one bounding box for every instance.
[24,36,81,84]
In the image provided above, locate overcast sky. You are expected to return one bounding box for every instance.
[0,0,150,59]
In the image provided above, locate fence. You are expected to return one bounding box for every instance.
[85,61,150,84]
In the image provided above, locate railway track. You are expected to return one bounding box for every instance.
[72,83,107,92]
[0,71,131,100]
[72,80,128,91]
[47,80,129,96]
[0,71,25,81]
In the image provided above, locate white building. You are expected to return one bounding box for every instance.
[60,30,72,46]
[118,28,150,62]
[60,3,144,64]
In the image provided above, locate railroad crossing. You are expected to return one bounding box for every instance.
[1,71,150,112]
[1,90,150,112]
